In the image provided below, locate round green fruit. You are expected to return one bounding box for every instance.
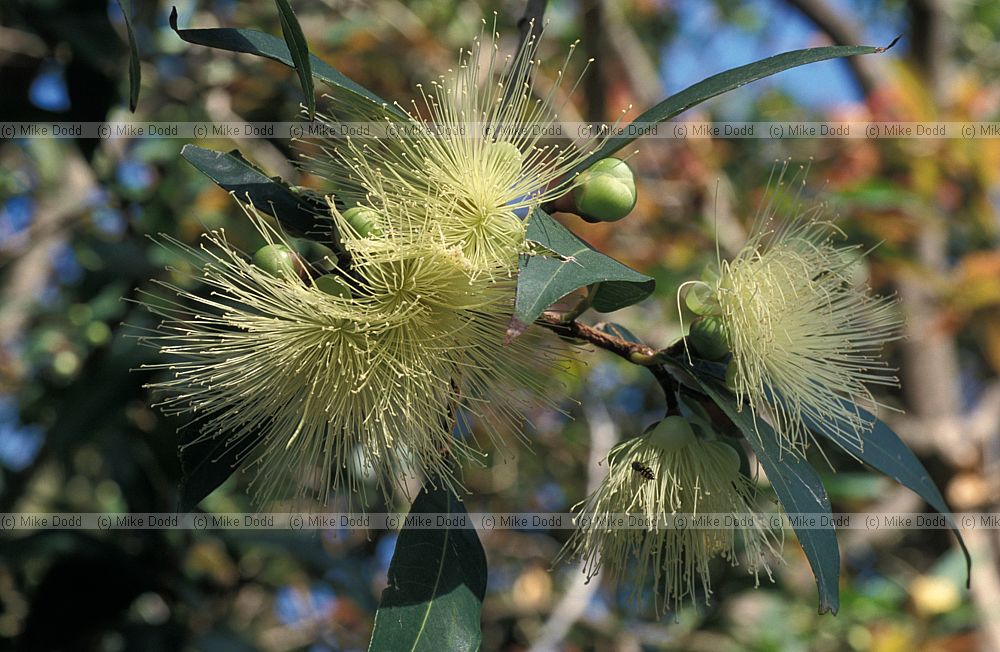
[301,240,338,272]
[573,158,636,223]
[689,316,730,360]
[253,244,301,279]
[342,206,381,237]
[315,274,353,298]
[710,441,742,476]
[585,157,633,180]
[647,416,696,453]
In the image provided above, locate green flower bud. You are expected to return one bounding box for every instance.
[713,441,743,476]
[585,157,633,180]
[683,283,721,316]
[253,244,301,279]
[646,415,696,452]
[314,274,353,298]
[689,316,730,360]
[343,206,381,237]
[573,157,636,223]
[700,263,721,285]
[297,239,338,272]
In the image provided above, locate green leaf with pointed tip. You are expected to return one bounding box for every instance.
[274,0,314,118]
[693,373,841,615]
[369,485,486,652]
[509,210,654,339]
[591,276,654,313]
[168,7,404,118]
[116,0,140,112]
[812,405,972,586]
[566,43,891,178]
[176,429,249,512]
[180,144,335,245]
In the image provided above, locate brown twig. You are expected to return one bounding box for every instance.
[537,311,680,414]
[539,311,654,359]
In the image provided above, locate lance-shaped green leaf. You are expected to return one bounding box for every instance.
[369,485,487,652]
[274,0,314,118]
[181,144,334,243]
[116,0,141,112]
[168,6,404,118]
[694,373,841,615]
[508,210,654,340]
[176,428,250,512]
[810,405,972,586]
[566,41,895,179]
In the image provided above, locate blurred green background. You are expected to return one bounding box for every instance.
[2,0,1000,650]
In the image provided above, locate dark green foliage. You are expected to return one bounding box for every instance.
[115,0,141,112]
[274,0,315,118]
[369,485,487,652]
[694,374,842,614]
[510,210,654,338]
[168,6,404,117]
[180,145,335,243]
[565,43,889,180]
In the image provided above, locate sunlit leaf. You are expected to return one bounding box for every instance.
[509,210,654,340]
[169,7,403,117]
[566,43,891,178]
[369,485,486,652]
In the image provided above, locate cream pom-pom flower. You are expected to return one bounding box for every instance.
[304,16,625,274]
[559,417,781,615]
[684,166,902,456]
[141,200,549,507]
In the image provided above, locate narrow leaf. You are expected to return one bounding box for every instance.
[369,485,486,652]
[568,44,887,178]
[273,0,315,118]
[509,210,654,340]
[814,407,972,585]
[180,144,334,243]
[169,7,404,118]
[116,0,141,112]
[695,375,841,614]
[177,430,248,512]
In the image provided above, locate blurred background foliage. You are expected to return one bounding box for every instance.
[2,0,1000,650]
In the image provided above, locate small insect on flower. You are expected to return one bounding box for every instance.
[558,417,781,616]
[630,460,655,481]
[681,162,903,456]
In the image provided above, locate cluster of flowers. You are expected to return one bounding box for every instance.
[146,22,900,615]
[566,167,901,613]
[145,23,603,506]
